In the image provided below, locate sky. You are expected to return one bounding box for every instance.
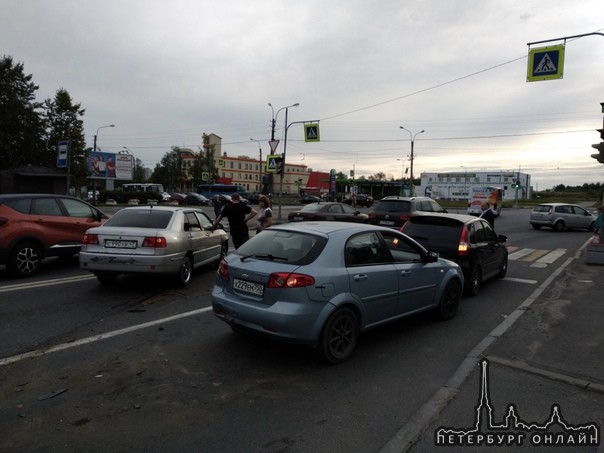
[2,0,603,190]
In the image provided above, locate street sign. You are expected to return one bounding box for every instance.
[527,44,565,82]
[268,140,280,152]
[304,124,320,142]
[56,140,69,168]
[266,154,281,173]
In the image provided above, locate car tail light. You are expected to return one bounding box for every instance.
[0,216,8,227]
[268,272,315,288]
[218,259,229,279]
[83,233,99,245]
[458,226,470,257]
[368,213,376,219]
[142,237,167,248]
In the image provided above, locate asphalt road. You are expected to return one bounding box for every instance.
[0,206,595,452]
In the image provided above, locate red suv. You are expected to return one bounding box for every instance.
[0,194,106,277]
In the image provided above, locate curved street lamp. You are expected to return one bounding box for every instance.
[400,126,425,196]
[268,102,299,141]
[93,124,115,152]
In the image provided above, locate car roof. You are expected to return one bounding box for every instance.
[270,221,397,236]
[119,205,204,212]
[406,212,479,225]
[0,193,77,201]
[535,202,578,207]
[380,196,432,201]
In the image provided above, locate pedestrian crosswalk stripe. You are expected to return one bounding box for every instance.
[507,247,567,267]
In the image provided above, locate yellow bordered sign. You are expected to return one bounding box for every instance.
[527,45,565,82]
[304,123,320,142]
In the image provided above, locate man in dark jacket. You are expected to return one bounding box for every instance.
[213,193,257,249]
[479,201,496,229]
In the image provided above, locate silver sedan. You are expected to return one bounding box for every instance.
[80,206,228,285]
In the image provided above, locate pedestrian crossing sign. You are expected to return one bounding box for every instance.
[527,44,565,82]
[304,123,320,142]
[266,154,282,173]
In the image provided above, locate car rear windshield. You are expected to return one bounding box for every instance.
[403,218,462,251]
[236,229,326,265]
[375,201,411,213]
[104,210,174,229]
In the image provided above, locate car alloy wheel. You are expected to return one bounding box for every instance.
[317,307,359,364]
[176,255,193,286]
[9,242,42,277]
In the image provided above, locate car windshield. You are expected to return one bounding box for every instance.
[236,229,326,264]
[376,201,411,213]
[300,203,323,212]
[533,205,551,212]
[104,209,174,228]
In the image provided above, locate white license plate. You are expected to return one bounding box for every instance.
[380,220,395,226]
[105,239,137,249]
[233,278,264,296]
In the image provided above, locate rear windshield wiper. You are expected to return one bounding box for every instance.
[240,254,288,262]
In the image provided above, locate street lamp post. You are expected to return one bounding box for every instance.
[91,124,115,203]
[400,126,425,197]
[268,102,299,141]
[397,158,406,196]
[250,138,263,193]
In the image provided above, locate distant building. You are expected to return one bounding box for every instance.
[419,170,531,201]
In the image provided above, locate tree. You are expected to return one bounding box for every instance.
[0,56,46,170]
[43,88,86,189]
[151,148,182,191]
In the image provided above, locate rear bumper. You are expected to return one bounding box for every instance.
[79,251,184,274]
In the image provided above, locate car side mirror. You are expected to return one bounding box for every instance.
[425,251,439,263]
[498,234,508,243]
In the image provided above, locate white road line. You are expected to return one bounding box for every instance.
[0,306,213,367]
[508,248,535,260]
[0,274,96,293]
[502,277,538,284]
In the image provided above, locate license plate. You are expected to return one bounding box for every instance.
[293,216,304,221]
[380,220,395,226]
[105,239,137,249]
[233,278,264,296]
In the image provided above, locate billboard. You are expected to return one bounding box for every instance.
[87,151,133,180]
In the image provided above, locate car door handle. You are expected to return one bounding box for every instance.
[353,274,368,281]
[400,270,412,276]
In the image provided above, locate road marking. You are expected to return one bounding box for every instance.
[531,248,566,268]
[0,306,212,367]
[502,277,538,284]
[508,248,536,260]
[0,274,96,293]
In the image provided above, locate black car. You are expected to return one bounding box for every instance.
[368,196,447,229]
[300,195,322,204]
[401,213,508,296]
[184,193,211,206]
[288,202,368,223]
[342,193,374,207]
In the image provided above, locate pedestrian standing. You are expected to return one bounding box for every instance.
[256,195,273,233]
[479,201,496,229]
[212,195,221,219]
[213,193,257,249]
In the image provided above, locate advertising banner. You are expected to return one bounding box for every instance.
[87,151,133,180]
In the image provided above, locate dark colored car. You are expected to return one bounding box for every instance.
[368,196,447,229]
[288,202,368,223]
[184,193,211,206]
[401,213,508,296]
[0,193,107,277]
[342,193,374,207]
[168,192,187,204]
[300,195,322,204]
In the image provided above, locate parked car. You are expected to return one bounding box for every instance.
[184,192,211,206]
[529,203,596,232]
[80,206,229,286]
[168,192,187,204]
[288,202,368,223]
[211,222,464,363]
[300,195,322,204]
[342,193,374,207]
[401,213,508,296]
[0,194,107,277]
[368,196,447,229]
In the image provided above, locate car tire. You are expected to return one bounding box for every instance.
[465,265,481,297]
[553,221,565,232]
[588,221,595,232]
[175,255,193,286]
[317,307,359,364]
[8,242,42,277]
[95,271,119,284]
[498,255,508,279]
[436,280,461,320]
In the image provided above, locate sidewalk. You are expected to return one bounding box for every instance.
[382,240,604,453]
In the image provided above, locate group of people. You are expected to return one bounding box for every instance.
[212,194,272,249]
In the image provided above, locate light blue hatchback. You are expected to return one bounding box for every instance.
[211,222,464,363]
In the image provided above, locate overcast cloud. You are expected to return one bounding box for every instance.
[2,0,603,189]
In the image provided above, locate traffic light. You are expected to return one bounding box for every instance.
[276,156,284,175]
[591,142,604,164]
